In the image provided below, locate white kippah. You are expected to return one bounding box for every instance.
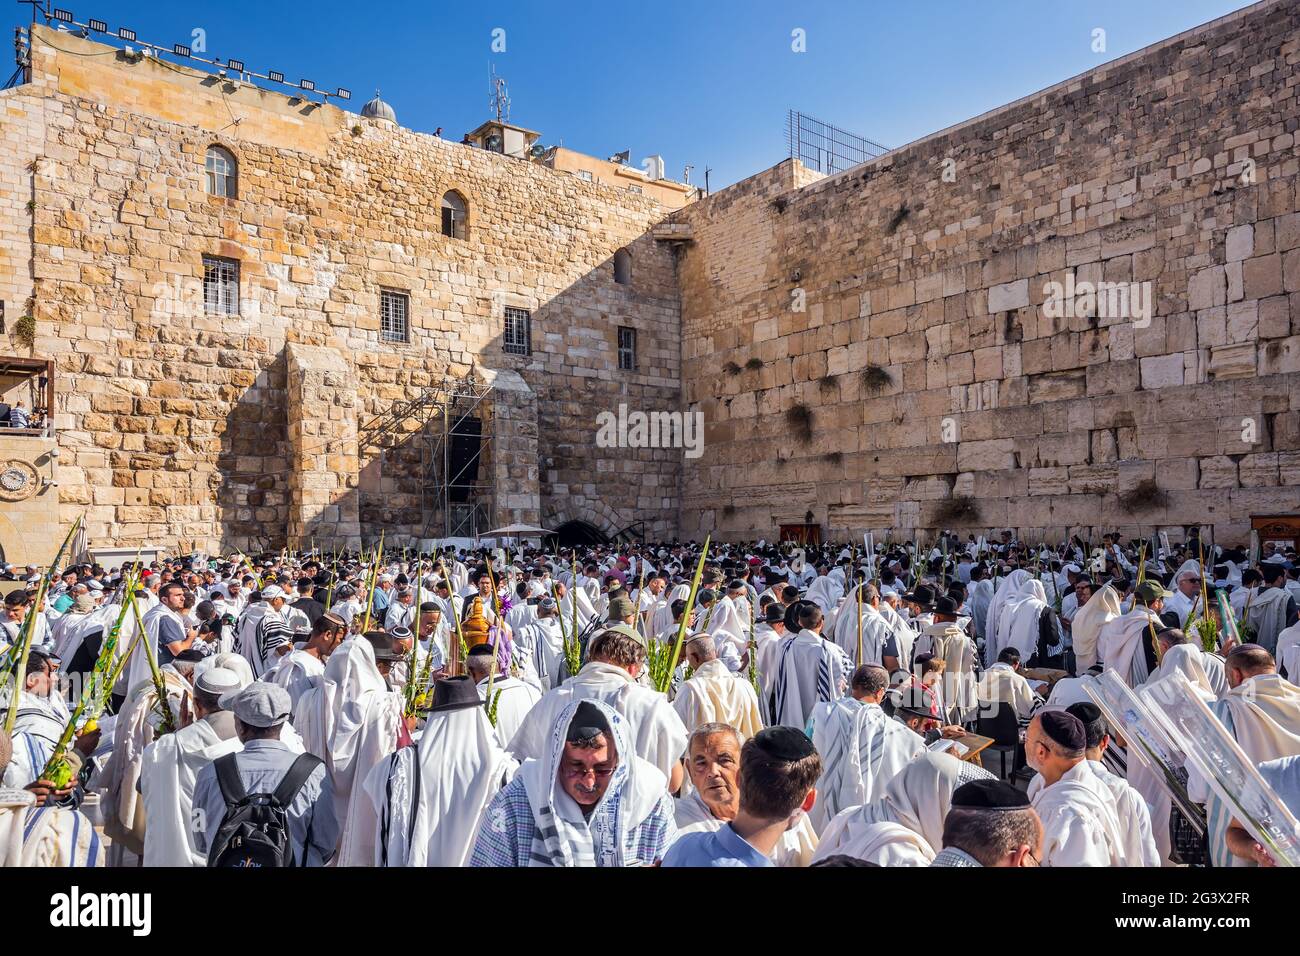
[195,666,241,695]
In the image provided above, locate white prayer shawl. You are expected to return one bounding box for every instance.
[976,662,1041,722]
[295,637,403,843]
[1278,622,1300,686]
[139,714,242,866]
[349,707,517,867]
[233,601,267,667]
[506,660,689,781]
[477,674,542,749]
[984,569,1030,660]
[264,648,327,712]
[771,630,850,731]
[384,601,416,632]
[876,600,915,669]
[1163,565,1202,628]
[1246,586,1292,654]
[518,698,668,867]
[808,697,924,834]
[672,789,817,867]
[0,790,102,867]
[51,605,109,661]
[967,578,994,642]
[1029,759,1139,866]
[827,590,891,667]
[1096,607,1162,687]
[812,752,991,865]
[706,596,748,667]
[670,659,763,740]
[997,579,1049,662]
[98,671,190,856]
[504,601,536,634]
[558,587,600,634]
[651,585,688,638]
[915,622,978,719]
[1087,759,1161,867]
[1194,674,1300,866]
[1144,643,1217,701]
[519,617,566,689]
[805,575,843,615]
[1071,584,1122,671]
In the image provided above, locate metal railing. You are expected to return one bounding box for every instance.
[785,110,889,175]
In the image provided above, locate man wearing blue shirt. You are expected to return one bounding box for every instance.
[662,726,821,867]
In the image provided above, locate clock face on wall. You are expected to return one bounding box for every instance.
[0,461,37,501]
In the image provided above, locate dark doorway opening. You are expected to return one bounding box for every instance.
[554,520,608,547]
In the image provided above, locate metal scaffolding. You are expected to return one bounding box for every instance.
[358,375,497,540]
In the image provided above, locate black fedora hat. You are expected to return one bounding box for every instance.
[901,584,936,610]
[427,676,485,713]
[933,595,960,617]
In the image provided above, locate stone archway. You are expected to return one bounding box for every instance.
[543,498,629,543]
[553,519,608,546]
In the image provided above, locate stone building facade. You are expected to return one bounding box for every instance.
[1,25,683,562]
[2,1,1300,563]
[672,0,1300,545]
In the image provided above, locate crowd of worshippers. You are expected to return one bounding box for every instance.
[1,528,1298,868]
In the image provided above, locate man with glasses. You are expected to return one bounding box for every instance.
[471,698,675,866]
[930,779,1043,867]
[1163,558,1207,629]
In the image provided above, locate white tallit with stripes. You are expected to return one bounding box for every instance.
[808,697,924,834]
[518,698,667,867]
[772,629,850,730]
[0,790,102,867]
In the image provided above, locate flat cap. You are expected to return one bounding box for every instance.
[219,682,292,728]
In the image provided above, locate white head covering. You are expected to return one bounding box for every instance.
[193,651,254,690]
[1071,583,1123,671]
[1146,643,1216,701]
[517,697,667,867]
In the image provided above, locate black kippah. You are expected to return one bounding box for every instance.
[1065,701,1103,727]
[752,726,816,762]
[567,700,612,743]
[951,779,1031,811]
[1039,709,1086,751]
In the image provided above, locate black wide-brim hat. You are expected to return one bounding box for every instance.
[901,584,936,609]
[427,675,485,713]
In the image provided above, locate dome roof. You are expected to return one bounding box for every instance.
[360,90,396,124]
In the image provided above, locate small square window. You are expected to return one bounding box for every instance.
[577,170,593,182]
[504,306,532,356]
[618,326,636,371]
[203,256,240,316]
[628,184,642,194]
[380,289,410,343]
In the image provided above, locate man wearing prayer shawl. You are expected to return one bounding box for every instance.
[664,726,821,867]
[138,666,243,866]
[807,664,924,834]
[1246,563,1298,655]
[912,596,978,723]
[295,636,405,849]
[0,730,102,867]
[668,723,816,865]
[976,646,1043,730]
[343,677,517,866]
[827,582,892,667]
[1062,702,1161,866]
[1095,580,1167,687]
[671,635,763,740]
[264,611,349,712]
[1025,710,1146,866]
[812,752,994,866]
[929,779,1042,867]
[1190,644,1300,867]
[517,597,565,689]
[771,603,851,731]
[471,698,675,866]
[1163,559,1206,628]
[1070,581,1122,672]
[507,626,688,793]
[466,642,542,748]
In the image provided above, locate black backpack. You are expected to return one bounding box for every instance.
[207,752,322,868]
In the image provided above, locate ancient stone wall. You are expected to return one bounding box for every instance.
[1,26,682,558]
[673,0,1300,544]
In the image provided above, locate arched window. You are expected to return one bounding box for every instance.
[441,190,467,239]
[613,247,632,285]
[205,145,237,198]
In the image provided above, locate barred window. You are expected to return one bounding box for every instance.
[628,184,642,194]
[504,306,531,356]
[380,289,410,343]
[618,326,636,371]
[203,256,240,316]
[576,170,593,182]
[205,145,237,198]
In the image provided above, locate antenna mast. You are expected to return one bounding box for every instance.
[489,64,510,123]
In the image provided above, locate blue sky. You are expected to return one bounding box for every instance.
[15,0,1250,188]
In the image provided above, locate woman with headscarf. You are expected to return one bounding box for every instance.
[1071,582,1123,672]
[811,752,994,865]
